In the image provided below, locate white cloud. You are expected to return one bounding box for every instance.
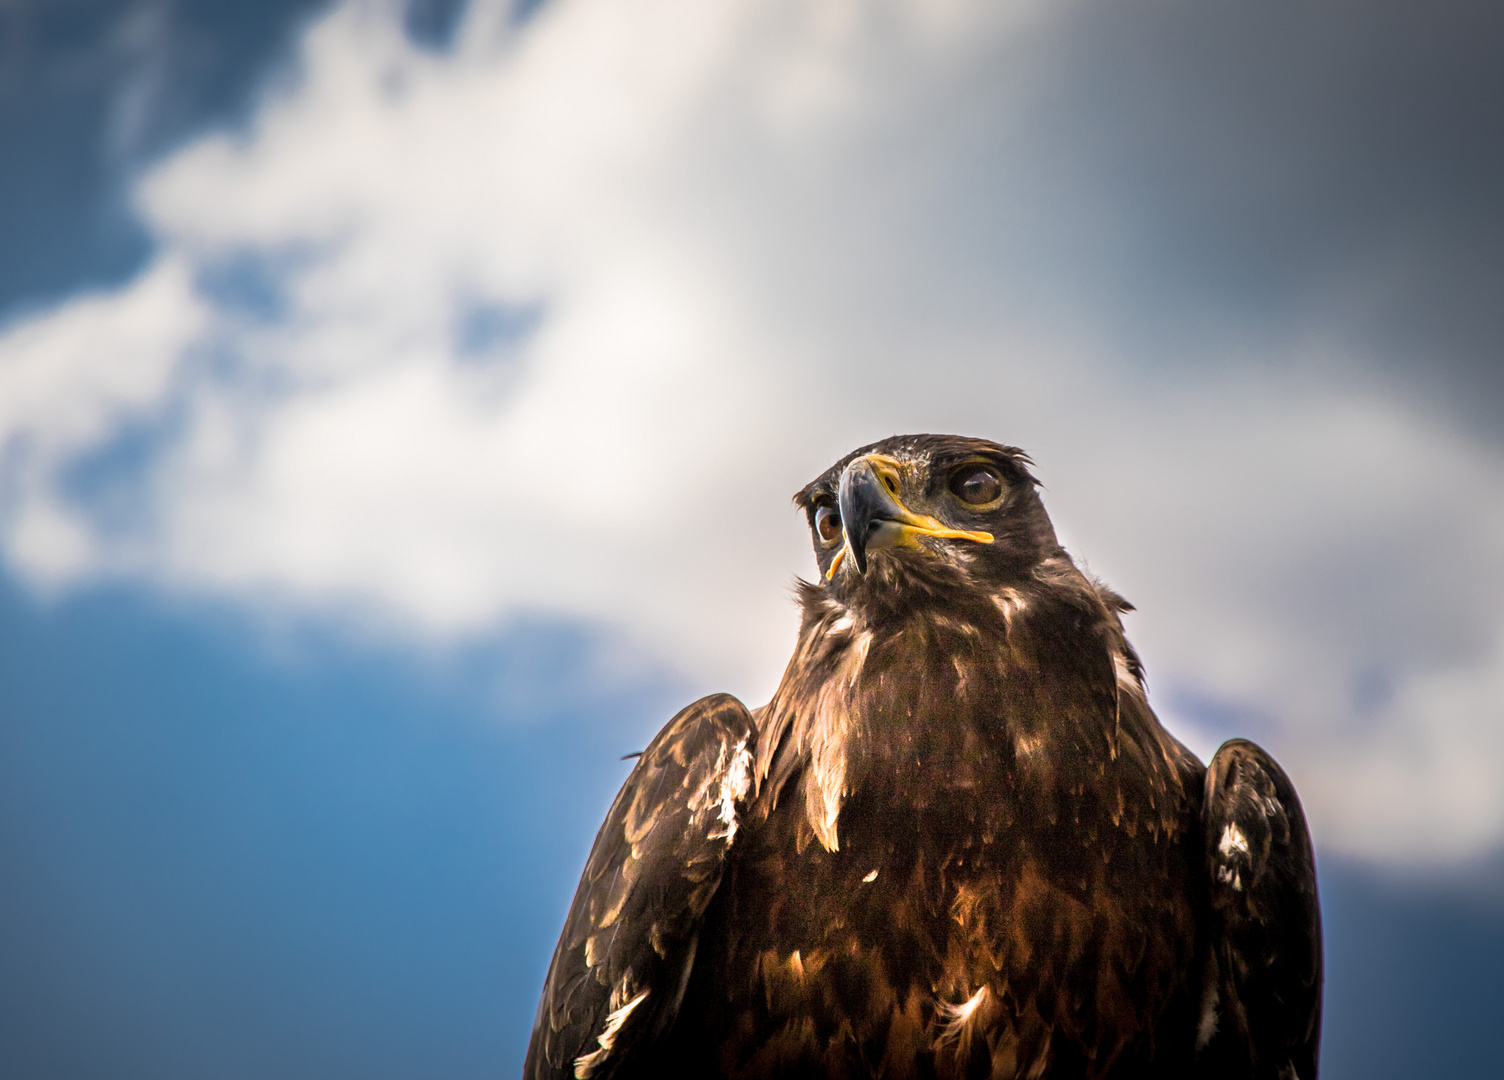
[1,0,1501,865]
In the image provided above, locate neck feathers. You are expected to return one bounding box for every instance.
[755,591,871,851]
[753,559,1148,853]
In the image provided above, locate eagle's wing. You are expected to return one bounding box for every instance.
[1197,739,1323,1080]
[523,693,756,1080]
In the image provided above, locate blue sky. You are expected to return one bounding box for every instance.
[2,1,1502,1075]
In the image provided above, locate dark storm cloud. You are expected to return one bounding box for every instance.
[1065,0,1504,425]
[938,0,1504,432]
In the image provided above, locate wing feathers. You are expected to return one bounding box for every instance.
[1197,739,1323,1080]
[523,694,757,1080]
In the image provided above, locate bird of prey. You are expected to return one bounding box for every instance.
[524,434,1321,1080]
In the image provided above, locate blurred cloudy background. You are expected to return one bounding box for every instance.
[1,0,1501,1075]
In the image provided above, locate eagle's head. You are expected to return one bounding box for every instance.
[794,434,1058,616]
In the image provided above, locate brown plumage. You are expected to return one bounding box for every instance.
[525,434,1322,1080]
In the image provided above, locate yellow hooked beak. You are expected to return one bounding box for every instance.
[827,454,993,579]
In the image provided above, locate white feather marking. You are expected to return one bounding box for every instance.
[936,986,989,1044]
[1015,733,1042,758]
[1219,824,1249,857]
[1197,983,1220,1048]
[707,737,753,842]
[786,949,805,981]
[811,739,847,852]
[847,631,872,687]
[862,869,878,883]
[803,631,870,852]
[573,989,650,1078]
[991,589,1028,624]
[1111,650,1142,695]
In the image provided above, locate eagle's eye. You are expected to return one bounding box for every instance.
[814,504,842,544]
[949,465,1003,506]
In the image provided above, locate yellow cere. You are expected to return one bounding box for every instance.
[865,455,995,546]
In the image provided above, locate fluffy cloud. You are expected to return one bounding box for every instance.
[2,0,1501,865]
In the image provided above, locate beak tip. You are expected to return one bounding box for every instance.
[842,529,868,575]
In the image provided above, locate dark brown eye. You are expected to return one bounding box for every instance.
[814,504,842,544]
[949,465,1003,506]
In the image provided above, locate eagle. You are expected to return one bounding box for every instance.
[524,434,1322,1079]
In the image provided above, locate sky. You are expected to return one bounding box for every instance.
[1,0,1501,1076]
